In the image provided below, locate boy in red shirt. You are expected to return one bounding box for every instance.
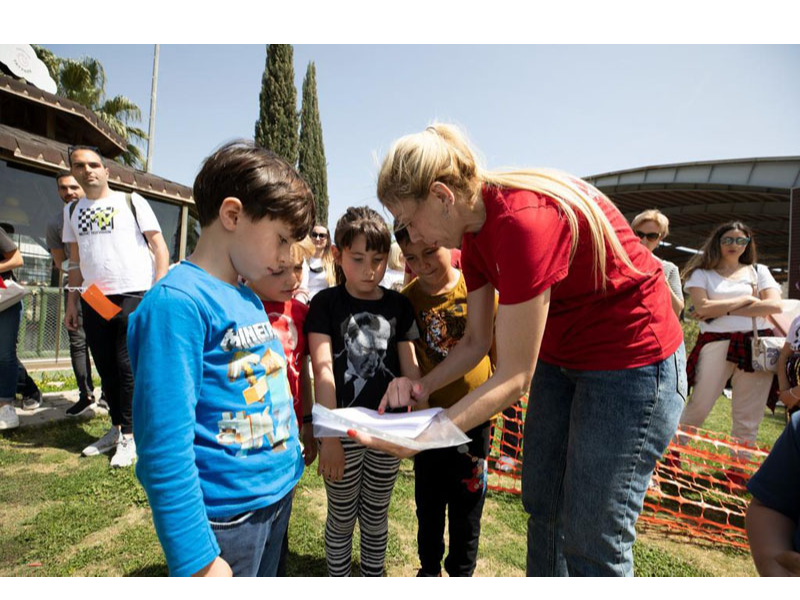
[247,237,316,576]
[248,238,316,463]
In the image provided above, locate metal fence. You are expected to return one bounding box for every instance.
[17,285,71,362]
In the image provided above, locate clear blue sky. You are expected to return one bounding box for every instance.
[46,45,800,229]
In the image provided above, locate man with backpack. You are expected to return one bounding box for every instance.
[63,146,169,467]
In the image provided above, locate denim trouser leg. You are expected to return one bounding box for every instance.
[523,345,686,577]
[522,361,574,577]
[0,303,22,402]
[210,491,294,577]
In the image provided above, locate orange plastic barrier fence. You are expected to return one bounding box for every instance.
[486,397,770,550]
[487,395,526,494]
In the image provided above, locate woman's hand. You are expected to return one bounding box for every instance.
[378,377,429,413]
[345,429,419,459]
[318,437,345,481]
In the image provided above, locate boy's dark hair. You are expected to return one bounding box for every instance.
[192,140,315,239]
[67,145,105,167]
[393,220,410,246]
[333,206,390,285]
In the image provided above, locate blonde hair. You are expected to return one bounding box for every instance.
[387,241,405,271]
[631,209,669,238]
[377,123,639,289]
[291,236,316,264]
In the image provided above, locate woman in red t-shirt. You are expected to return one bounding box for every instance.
[352,123,686,577]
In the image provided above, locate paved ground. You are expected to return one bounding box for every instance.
[11,389,108,428]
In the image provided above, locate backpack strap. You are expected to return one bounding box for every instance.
[125,192,148,244]
[68,199,78,220]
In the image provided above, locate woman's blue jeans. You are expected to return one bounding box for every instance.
[0,303,22,401]
[522,345,686,577]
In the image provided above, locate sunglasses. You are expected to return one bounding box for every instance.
[634,230,661,241]
[720,236,750,246]
[311,232,328,240]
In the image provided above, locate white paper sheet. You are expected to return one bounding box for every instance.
[312,404,470,451]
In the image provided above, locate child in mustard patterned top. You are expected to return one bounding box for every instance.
[397,225,494,577]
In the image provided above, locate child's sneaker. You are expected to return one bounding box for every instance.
[110,435,137,468]
[67,396,96,417]
[82,426,120,456]
[22,389,43,411]
[0,404,19,430]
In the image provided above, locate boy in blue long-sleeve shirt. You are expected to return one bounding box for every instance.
[128,141,315,577]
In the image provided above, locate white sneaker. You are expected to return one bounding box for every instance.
[0,403,19,430]
[82,427,120,457]
[110,435,137,468]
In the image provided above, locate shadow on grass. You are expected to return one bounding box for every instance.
[123,553,328,577]
[126,564,169,577]
[286,550,328,576]
[1,417,102,455]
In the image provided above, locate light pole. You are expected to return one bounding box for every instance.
[145,44,160,173]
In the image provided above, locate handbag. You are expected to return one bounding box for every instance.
[749,265,784,373]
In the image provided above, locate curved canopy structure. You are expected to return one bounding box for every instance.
[585,157,800,285]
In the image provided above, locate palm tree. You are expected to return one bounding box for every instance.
[31,47,147,168]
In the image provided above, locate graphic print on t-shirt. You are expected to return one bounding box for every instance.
[77,206,119,235]
[215,321,294,458]
[419,304,466,363]
[336,312,396,404]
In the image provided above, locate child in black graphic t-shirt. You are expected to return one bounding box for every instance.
[306,286,417,409]
[306,207,419,577]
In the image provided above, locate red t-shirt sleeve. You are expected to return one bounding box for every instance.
[495,204,571,305]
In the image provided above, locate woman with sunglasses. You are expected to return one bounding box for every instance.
[680,221,782,445]
[631,210,684,317]
[302,224,336,302]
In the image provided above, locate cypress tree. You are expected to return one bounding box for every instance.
[254,44,298,166]
[298,61,329,226]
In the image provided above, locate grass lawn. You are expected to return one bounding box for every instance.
[0,391,786,577]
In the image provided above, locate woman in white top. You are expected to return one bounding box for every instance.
[301,224,336,302]
[681,221,782,444]
[380,242,406,291]
[631,209,684,317]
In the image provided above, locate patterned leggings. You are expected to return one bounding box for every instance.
[324,438,401,576]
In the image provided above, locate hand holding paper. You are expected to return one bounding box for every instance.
[312,405,469,456]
